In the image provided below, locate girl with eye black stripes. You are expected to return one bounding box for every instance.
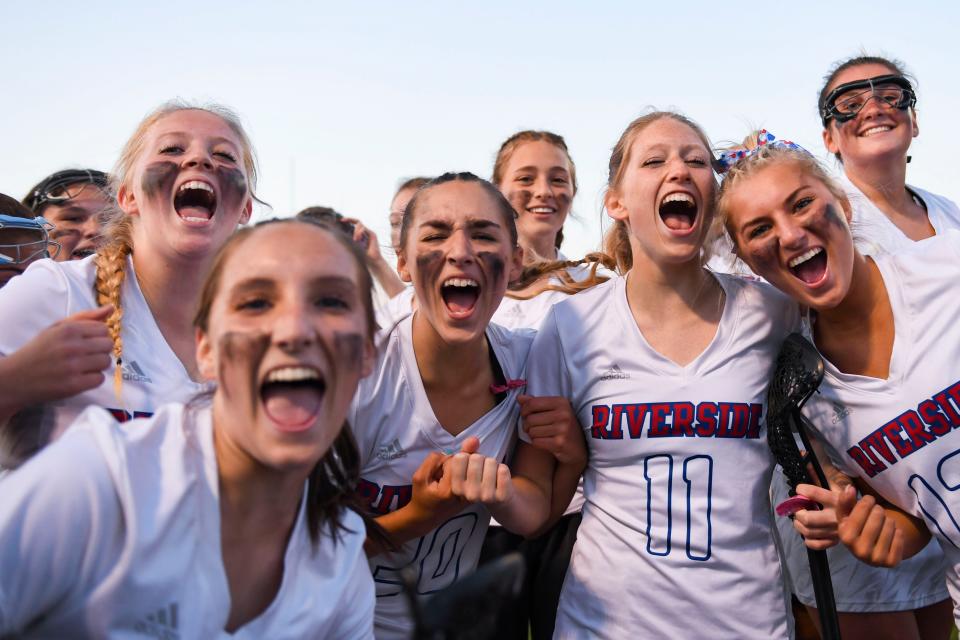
[718,134,960,638]
[0,101,257,469]
[0,218,379,637]
[767,54,955,640]
[351,173,585,639]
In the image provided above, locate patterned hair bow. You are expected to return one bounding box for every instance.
[714,130,807,173]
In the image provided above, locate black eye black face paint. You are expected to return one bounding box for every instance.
[822,203,847,229]
[218,331,270,414]
[415,250,444,292]
[215,165,248,215]
[332,331,364,373]
[141,161,179,202]
[477,251,505,286]
[746,237,779,276]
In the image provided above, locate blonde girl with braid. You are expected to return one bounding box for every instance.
[0,101,256,468]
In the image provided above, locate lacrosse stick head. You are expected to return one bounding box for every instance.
[766,333,825,489]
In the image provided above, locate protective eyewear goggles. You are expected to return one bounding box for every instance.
[24,169,110,212]
[820,74,916,125]
[0,215,61,265]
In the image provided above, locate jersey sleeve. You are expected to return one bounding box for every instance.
[519,309,573,444]
[0,416,124,633]
[0,259,71,356]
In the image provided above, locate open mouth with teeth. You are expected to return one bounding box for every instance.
[174,180,218,223]
[658,193,698,233]
[788,247,828,285]
[527,206,556,216]
[259,365,326,432]
[860,125,893,137]
[440,277,481,318]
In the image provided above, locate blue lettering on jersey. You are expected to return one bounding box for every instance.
[590,401,762,440]
[845,380,960,478]
[356,478,413,515]
[106,408,154,423]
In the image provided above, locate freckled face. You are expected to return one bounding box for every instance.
[498,140,574,258]
[397,181,522,345]
[42,182,111,260]
[120,110,253,261]
[606,118,717,267]
[823,62,918,165]
[725,162,855,310]
[197,223,374,472]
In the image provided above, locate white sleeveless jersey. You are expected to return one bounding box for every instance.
[351,314,533,639]
[802,231,960,622]
[773,178,955,611]
[526,273,797,639]
[492,254,614,332]
[0,403,374,638]
[0,255,205,448]
[841,175,960,255]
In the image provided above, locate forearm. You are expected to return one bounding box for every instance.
[489,477,550,538]
[368,258,406,298]
[365,502,450,556]
[0,355,30,424]
[537,460,583,536]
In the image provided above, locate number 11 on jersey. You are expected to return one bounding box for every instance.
[644,454,714,561]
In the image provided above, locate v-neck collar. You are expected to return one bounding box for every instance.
[397,314,512,453]
[194,406,309,635]
[124,256,205,387]
[613,271,736,380]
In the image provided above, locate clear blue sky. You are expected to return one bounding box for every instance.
[3,1,957,261]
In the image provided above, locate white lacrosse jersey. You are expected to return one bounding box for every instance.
[351,313,532,639]
[492,252,614,332]
[773,177,955,611]
[841,176,960,255]
[0,255,205,449]
[526,272,798,639]
[0,403,374,639]
[801,230,960,623]
[375,285,415,331]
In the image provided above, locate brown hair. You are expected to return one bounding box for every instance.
[818,54,914,161]
[395,176,432,197]
[399,172,519,250]
[716,138,851,246]
[492,130,578,251]
[194,217,384,547]
[398,172,608,296]
[95,101,259,402]
[602,111,717,273]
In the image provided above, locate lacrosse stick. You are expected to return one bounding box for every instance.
[767,333,841,640]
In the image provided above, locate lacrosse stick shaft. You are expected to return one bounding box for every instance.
[807,548,841,640]
[794,411,830,489]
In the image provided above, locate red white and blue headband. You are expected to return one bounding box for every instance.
[714,130,808,174]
